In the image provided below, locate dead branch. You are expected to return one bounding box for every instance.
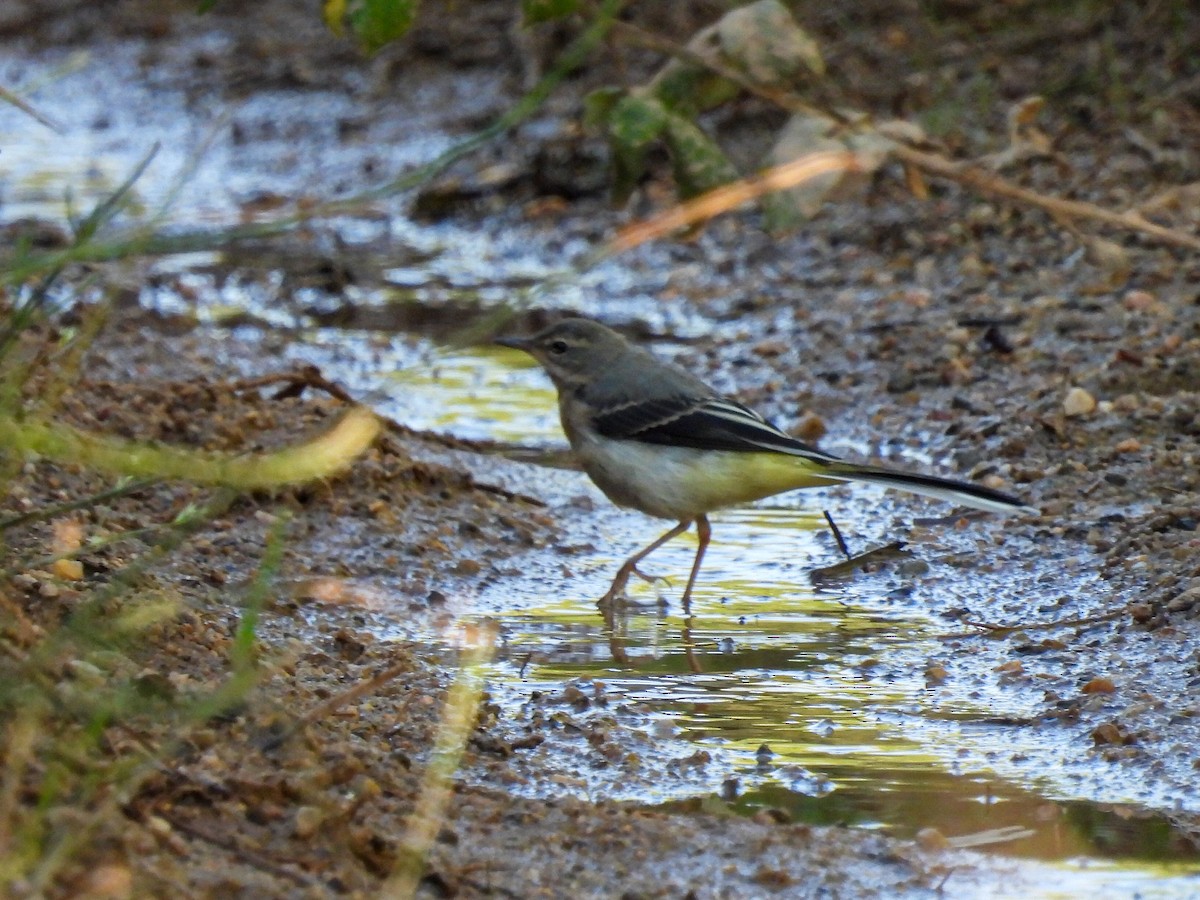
[809,540,909,581]
[937,606,1126,639]
[156,812,321,888]
[890,145,1200,252]
[260,660,412,752]
[230,366,357,404]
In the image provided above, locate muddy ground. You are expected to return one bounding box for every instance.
[4,0,1200,896]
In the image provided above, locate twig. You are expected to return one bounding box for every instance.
[471,481,548,507]
[604,151,865,254]
[822,510,851,559]
[157,812,320,889]
[261,660,412,752]
[891,145,1200,252]
[810,540,908,581]
[937,606,1126,639]
[230,367,357,405]
[910,509,993,527]
[602,17,1200,256]
[946,825,1036,849]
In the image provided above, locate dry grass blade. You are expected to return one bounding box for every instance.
[0,84,61,132]
[606,150,866,254]
[383,623,497,898]
[946,825,1037,849]
[2,406,380,489]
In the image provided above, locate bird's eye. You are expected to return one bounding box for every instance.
[548,340,569,355]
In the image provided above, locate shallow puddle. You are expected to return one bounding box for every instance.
[383,342,1200,889]
[116,305,1200,888]
[479,512,1196,867]
[380,343,559,443]
[493,608,1197,857]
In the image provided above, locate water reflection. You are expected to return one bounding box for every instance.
[483,508,1200,872]
[171,327,1200,879]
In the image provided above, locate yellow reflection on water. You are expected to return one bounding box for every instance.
[487,507,1200,868]
[439,341,1200,873]
[383,345,559,443]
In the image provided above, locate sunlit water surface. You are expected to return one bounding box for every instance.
[364,343,1200,891]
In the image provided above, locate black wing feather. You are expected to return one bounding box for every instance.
[586,391,1032,513]
[591,393,838,462]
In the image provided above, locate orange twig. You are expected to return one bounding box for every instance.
[607,150,866,254]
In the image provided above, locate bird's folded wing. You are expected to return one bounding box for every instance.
[592,394,839,462]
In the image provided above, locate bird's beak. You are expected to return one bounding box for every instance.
[494,334,533,352]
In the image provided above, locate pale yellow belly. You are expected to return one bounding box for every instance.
[574,433,835,521]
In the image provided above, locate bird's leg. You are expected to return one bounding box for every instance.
[598,519,692,608]
[678,514,712,616]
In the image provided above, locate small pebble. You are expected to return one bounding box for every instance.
[145,816,173,837]
[1113,393,1140,412]
[925,664,948,683]
[1063,387,1097,417]
[897,558,930,576]
[1123,289,1156,311]
[1092,722,1133,746]
[795,412,826,443]
[453,559,483,576]
[294,805,324,839]
[1167,588,1200,612]
[79,864,133,899]
[1081,677,1116,694]
[52,558,83,581]
[1128,602,1154,623]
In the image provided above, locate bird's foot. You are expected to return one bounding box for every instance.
[597,572,632,610]
[630,565,665,585]
[598,562,677,610]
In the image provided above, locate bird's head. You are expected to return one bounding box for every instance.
[495,318,630,389]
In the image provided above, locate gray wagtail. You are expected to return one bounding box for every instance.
[496,317,1035,610]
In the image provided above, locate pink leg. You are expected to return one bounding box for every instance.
[598,519,692,607]
[678,514,711,615]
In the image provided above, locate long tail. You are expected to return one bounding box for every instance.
[822,462,1037,516]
